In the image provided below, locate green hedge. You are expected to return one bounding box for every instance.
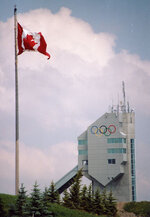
[0,193,16,216]
[0,193,106,217]
[124,201,150,217]
[50,203,106,217]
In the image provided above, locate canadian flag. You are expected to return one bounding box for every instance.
[18,23,50,59]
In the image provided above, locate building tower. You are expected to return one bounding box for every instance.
[55,82,136,202]
[78,82,136,202]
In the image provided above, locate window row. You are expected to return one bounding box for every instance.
[81,159,117,165]
[130,138,136,201]
[79,138,127,145]
[107,138,126,144]
[78,140,87,145]
[107,148,126,154]
[78,150,88,155]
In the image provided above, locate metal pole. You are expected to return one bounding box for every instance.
[122,81,126,112]
[14,5,19,195]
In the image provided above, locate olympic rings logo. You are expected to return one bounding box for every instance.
[90,125,116,137]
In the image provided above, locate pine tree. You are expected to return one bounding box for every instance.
[102,188,108,214]
[42,187,49,207]
[80,185,88,211]
[29,181,42,217]
[41,187,52,216]
[86,184,93,213]
[15,183,28,217]
[106,190,117,217]
[48,181,60,204]
[55,190,61,204]
[69,169,83,209]
[62,189,72,208]
[93,188,104,215]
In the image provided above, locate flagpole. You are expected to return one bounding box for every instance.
[14,5,19,195]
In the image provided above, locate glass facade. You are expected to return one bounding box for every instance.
[131,139,136,201]
[107,148,126,154]
[78,150,88,155]
[107,138,126,144]
[78,140,87,145]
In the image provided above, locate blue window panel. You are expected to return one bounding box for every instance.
[108,148,111,153]
[107,148,126,154]
[78,140,87,145]
[131,140,134,145]
[118,138,122,143]
[78,150,88,155]
[123,148,126,153]
[132,179,135,185]
[112,149,115,153]
[131,143,134,149]
[130,138,136,201]
[107,138,126,144]
[107,138,112,143]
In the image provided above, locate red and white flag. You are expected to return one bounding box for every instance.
[18,23,50,59]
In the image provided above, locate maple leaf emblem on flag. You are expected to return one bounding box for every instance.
[18,23,50,59]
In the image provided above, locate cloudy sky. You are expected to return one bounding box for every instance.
[0,0,150,201]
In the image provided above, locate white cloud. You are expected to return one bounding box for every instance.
[0,7,150,200]
[0,140,77,194]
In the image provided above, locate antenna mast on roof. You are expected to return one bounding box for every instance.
[122,81,126,112]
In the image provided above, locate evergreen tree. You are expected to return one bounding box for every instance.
[42,187,49,207]
[48,181,60,204]
[80,185,88,211]
[0,197,6,217]
[62,189,72,208]
[41,187,52,216]
[86,184,93,213]
[93,188,104,215]
[29,181,42,217]
[102,188,108,214]
[106,190,117,217]
[15,183,28,217]
[69,169,83,209]
[55,190,61,204]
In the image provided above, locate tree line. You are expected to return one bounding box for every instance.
[62,169,117,216]
[1,169,117,217]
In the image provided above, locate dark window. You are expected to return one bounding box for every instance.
[108,159,116,164]
[108,159,111,164]
[112,159,116,164]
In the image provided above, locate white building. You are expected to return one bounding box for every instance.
[56,83,136,202]
[78,108,136,202]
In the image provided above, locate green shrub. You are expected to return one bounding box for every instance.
[50,203,106,217]
[0,193,16,216]
[0,193,106,217]
[124,201,150,217]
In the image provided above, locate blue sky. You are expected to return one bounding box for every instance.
[0,0,150,201]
